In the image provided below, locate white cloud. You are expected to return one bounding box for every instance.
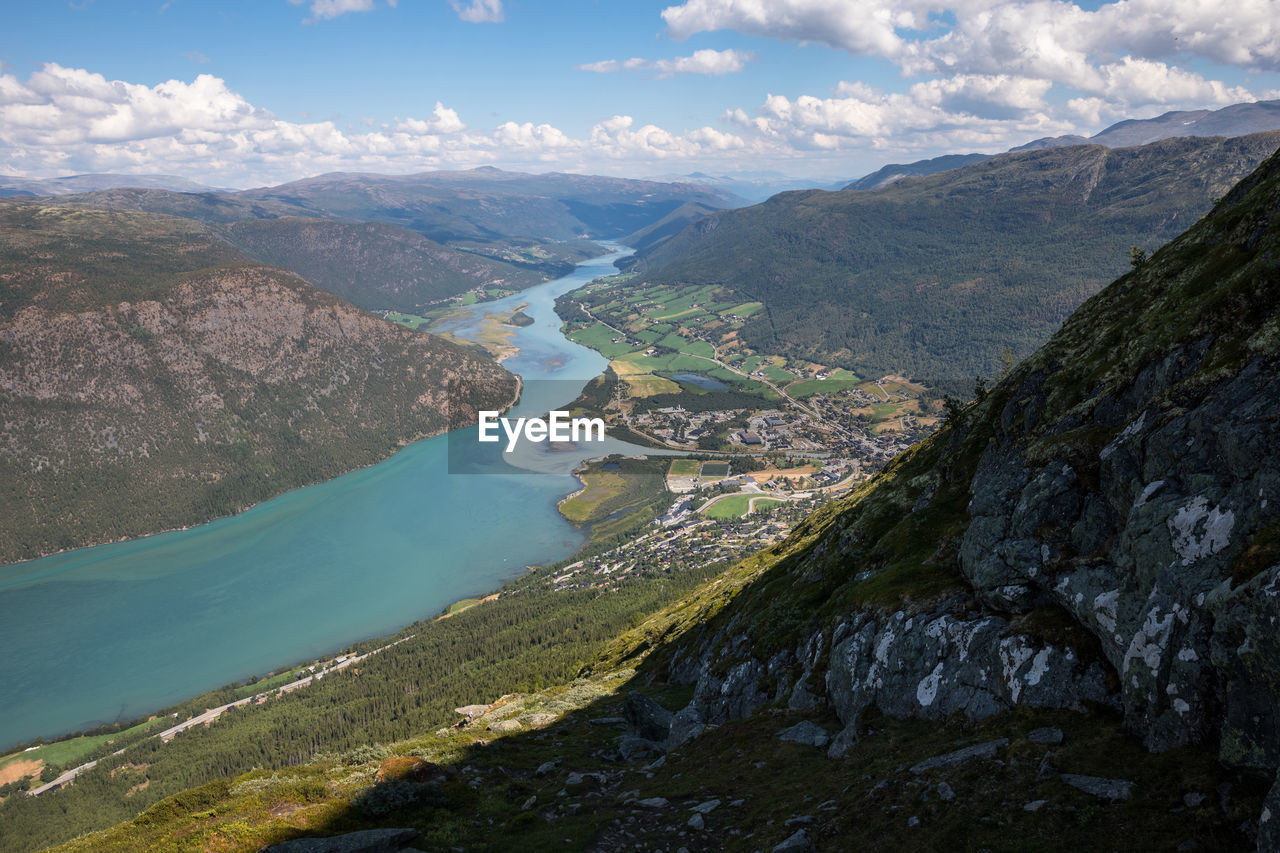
[662,0,1280,115]
[732,76,1075,154]
[288,0,377,22]
[662,0,926,60]
[450,0,503,23]
[395,102,467,135]
[0,65,762,184]
[578,48,753,77]
[586,115,749,159]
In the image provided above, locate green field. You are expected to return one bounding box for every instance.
[385,312,430,330]
[726,301,764,317]
[702,494,783,519]
[684,340,716,358]
[668,459,701,477]
[567,323,636,358]
[658,332,691,350]
[787,378,862,397]
[614,350,712,375]
[0,717,167,776]
[624,373,681,396]
[445,597,483,615]
[786,368,863,398]
[700,461,731,477]
[229,668,308,701]
[635,328,664,344]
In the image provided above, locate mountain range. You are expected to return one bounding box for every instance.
[0,173,221,197]
[845,99,1280,192]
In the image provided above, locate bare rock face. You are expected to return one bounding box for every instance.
[960,352,1280,754]
[823,609,1117,735]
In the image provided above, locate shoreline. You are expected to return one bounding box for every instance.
[0,246,632,752]
[0,420,470,575]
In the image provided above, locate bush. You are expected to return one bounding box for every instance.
[353,780,444,817]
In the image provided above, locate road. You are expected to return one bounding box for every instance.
[28,635,414,797]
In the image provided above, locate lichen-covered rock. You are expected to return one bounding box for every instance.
[959,353,1280,753]
[823,609,1116,735]
[910,739,1009,774]
[1210,564,1280,772]
[1060,773,1134,801]
[775,721,831,748]
[666,705,706,750]
[617,736,665,762]
[1259,776,1279,853]
[689,658,768,725]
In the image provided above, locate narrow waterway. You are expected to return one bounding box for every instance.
[0,245,649,749]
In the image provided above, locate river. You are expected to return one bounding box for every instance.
[0,245,650,749]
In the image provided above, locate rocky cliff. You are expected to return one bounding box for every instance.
[610,145,1280,846]
[0,204,516,563]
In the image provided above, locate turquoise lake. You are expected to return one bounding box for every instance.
[0,245,648,749]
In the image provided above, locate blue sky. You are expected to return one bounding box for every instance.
[2,0,1278,185]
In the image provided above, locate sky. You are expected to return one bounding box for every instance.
[2,0,1279,187]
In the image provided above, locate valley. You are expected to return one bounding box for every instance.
[0,247,658,753]
[2,105,1280,853]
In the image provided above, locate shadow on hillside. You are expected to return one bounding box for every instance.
[250,657,1269,853]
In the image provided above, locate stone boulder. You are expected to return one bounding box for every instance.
[776,721,832,748]
[262,828,419,853]
[624,692,674,742]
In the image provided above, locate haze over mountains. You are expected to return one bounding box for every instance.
[0,173,220,197]
[234,168,746,245]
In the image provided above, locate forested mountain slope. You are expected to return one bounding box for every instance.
[627,132,1280,392]
[222,218,543,313]
[0,203,515,563]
